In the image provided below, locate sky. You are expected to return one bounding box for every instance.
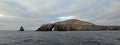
[0,0,120,30]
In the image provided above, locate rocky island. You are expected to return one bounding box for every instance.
[36,19,120,31]
[19,26,24,31]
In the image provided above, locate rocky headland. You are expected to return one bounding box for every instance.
[36,19,120,31]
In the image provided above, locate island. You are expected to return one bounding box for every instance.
[36,19,120,31]
[19,26,24,31]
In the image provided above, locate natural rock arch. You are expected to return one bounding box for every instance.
[36,24,54,31]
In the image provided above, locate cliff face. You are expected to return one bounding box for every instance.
[36,19,120,31]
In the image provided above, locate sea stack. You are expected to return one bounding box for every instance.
[19,26,24,31]
[36,19,120,31]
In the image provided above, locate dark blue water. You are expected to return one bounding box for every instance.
[0,31,120,45]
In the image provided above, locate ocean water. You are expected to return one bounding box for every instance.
[0,31,120,45]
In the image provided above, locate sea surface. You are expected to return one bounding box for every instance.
[0,30,120,45]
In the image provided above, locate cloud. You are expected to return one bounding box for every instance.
[0,0,120,30]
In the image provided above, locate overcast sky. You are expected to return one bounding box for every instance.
[0,0,120,30]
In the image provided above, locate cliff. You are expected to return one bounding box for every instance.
[36,19,120,31]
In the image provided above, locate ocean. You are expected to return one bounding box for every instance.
[0,30,120,45]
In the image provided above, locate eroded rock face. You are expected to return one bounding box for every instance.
[36,19,120,31]
[36,24,54,31]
